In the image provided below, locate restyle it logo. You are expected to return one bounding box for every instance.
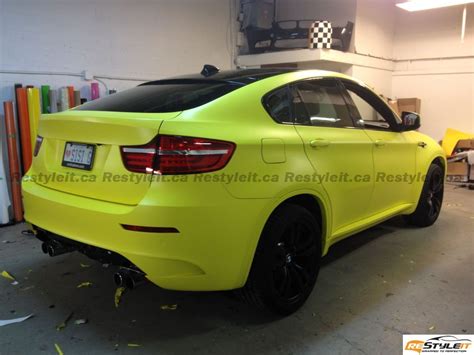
[403,335,473,354]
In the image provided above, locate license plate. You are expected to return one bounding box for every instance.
[62,142,96,170]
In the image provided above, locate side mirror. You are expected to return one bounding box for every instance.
[400,111,420,131]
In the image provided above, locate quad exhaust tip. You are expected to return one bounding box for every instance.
[113,269,145,290]
[40,241,145,289]
[41,242,75,257]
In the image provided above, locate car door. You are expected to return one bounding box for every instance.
[291,78,375,235]
[340,80,417,215]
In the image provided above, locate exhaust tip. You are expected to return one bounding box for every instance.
[113,271,126,288]
[113,270,145,290]
[41,241,75,257]
[47,244,55,257]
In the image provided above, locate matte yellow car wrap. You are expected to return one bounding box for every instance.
[22,69,446,292]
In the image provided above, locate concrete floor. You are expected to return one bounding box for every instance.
[0,185,473,355]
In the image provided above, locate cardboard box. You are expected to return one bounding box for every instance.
[455,139,474,150]
[398,98,421,114]
[447,162,469,183]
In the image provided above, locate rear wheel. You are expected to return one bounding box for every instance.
[239,204,321,316]
[404,163,444,227]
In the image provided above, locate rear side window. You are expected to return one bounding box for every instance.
[292,79,354,128]
[76,82,241,113]
[263,87,292,124]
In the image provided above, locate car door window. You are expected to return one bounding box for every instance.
[291,80,354,128]
[263,86,293,124]
[341,81,401,131]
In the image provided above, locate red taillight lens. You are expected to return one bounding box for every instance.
[33,136,43,157]
[158,135,235,174]
[120,139,158,174]
[120,135,235,175]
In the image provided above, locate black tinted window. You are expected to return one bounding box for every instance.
[76,82,240,113]
[292,80,354,128]
[263,87,292,124]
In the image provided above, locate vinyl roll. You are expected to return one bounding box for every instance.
[13,83,22,118]
[27,88,41,150]
[3,101,23,222]
[16,88,32,173]
[13,83,24,176]
[74,90,81,108]
[41,85,50,113]
[91,82,100,100]
[59,87,69,111]
[67,86,75,108]
[49,89,58,113]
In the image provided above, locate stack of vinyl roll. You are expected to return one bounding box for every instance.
[2,101,23,223]
[1,81,104,225]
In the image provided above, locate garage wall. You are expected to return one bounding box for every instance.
[346,0,396,97]
[353,0,396,59]
[392,4,474,141]
[0,0,235,106]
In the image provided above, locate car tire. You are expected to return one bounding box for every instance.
[238,204,322,316]
[404,163,444,227]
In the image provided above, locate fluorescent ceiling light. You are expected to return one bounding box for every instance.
[396,0,474,11]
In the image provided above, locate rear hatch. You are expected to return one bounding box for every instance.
[33,111,179,205]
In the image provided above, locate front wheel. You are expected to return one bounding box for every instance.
[238,204,321,316]
[404,163,444,227]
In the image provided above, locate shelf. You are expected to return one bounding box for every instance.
[236,48,394,72]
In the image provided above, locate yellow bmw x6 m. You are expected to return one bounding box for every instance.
[22,67,446,315]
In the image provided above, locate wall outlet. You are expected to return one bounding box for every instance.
[82,70,93,81]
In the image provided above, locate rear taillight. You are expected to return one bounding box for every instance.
[120,135,235,175]
[120,139,158,174]
[158,135,235,174]
[33,136,43,157]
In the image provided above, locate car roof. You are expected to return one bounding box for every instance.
[141,68,298,86]
[141,68,362,85]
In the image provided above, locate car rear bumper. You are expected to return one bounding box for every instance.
[22,179,269,291]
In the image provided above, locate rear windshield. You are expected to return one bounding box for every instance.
[76,81,241,113]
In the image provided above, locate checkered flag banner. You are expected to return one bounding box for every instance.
[309,21,333,49]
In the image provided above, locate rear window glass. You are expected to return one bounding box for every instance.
[292,80,354,128]
[76,82,240,113]
[263,87,292,124]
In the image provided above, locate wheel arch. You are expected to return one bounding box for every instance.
[431,156,446,173]
[283,194,326,240]
[240,191,331,288]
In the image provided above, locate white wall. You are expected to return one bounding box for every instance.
[350,65,393,97]
[338,0,395,97]
[0,0,235,106]
[393,4,474,59]
[392,4,474,141]
[353,0,396,59]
